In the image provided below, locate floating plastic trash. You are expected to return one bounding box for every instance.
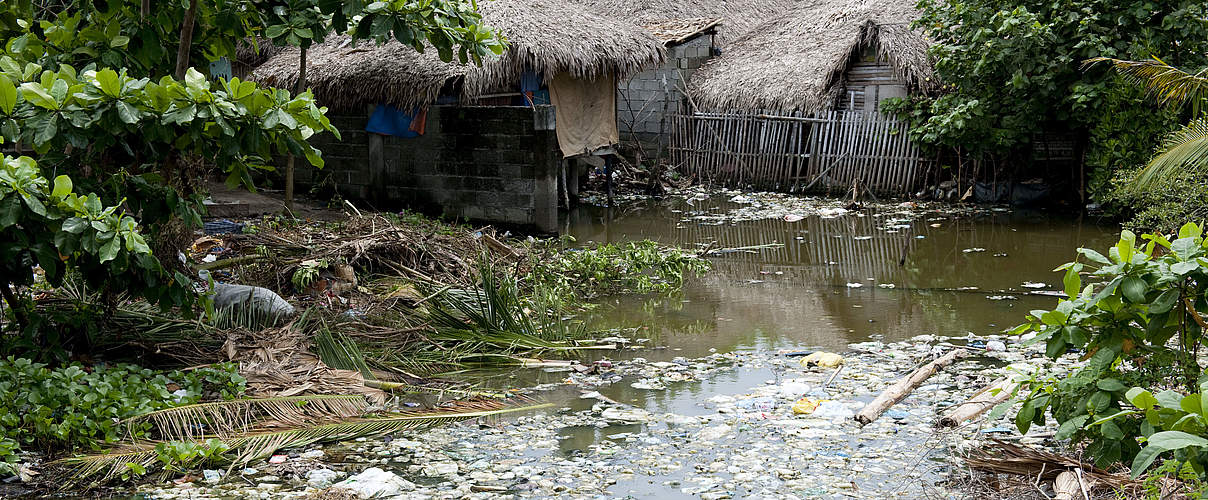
[791,397,821,415]
[801,352,844,368]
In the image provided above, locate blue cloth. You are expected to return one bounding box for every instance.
[366,105,421,138]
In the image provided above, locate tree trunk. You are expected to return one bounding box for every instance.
[141,0,150,19]
[284,46,308,211]
[1,284,28,330]
[174,0,199,80]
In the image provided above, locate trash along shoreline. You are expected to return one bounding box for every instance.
[128,331,1111,500]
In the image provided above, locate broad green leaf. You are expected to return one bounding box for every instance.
[1096,378,1126,392]
[1150,289,1180,314]
[1173,237,1198,260]
[116,100,141,124]
[99,236,119,263]
[1077,248,1110,265]
[1016,399,1036,435]
[51,175,72,199]
[1121,276,1147,303]
[0,78,16,115]
[1127,388,1158,410]
[95,68,121,97]
[1055,414,1089,439]
[109,35,130,48]
[20,82,58,110]
[1117,230,1136,263]
[1146,430,1208,451]
[1100,420,1124,440]
[1063,266,1081,297]
[1131,445,1165,478]
[184,68,208,91]
[60,217,87,234]
[1155,390,1185,409]
[1180,222,1203,240]
[1172,260,1199,275]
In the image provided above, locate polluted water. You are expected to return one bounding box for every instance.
[142,189,1117,499]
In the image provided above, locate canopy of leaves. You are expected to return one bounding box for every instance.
[893,0,1208,156]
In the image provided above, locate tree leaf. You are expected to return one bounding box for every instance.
[1096,379,1126,392]
[1121,276,1147,303]
[95,68,121,98]
[1150,288,1180,313]
[1077,248,1111,265]
[116,100,141,124]
[0,77,16,115]
[99,236,120,263]
[51,175,72,199]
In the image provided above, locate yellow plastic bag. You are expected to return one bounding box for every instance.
[801,352,844,368]
[792,397,822,415]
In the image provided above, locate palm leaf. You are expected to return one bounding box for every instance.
[55,399,551,488]
[1132,117,1208,192]
[1085,57,1208,115]
[124,395,370,441]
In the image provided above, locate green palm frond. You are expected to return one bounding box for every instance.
[56,399,551,488]
[125,395,370,441]
[56,448,160,487]
[1133,117,1208,192]
[1085,57,1208,116]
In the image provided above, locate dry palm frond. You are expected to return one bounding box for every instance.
[225,399,550,463]
[1085,57,1208,116]
[965,439,1139,492]
[1132,117,1208,191]
[124,395,370,442]
[55,399,551,488]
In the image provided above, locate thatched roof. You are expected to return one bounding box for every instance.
[570,0,797,43]
[251,0,665,111]
[642,18,722,45]
[688,0,937,113]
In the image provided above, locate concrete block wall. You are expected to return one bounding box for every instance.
[295,105,559,232]
[616,35,715,151]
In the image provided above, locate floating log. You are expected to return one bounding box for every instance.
[937,376,1020,428]
[854,349,965,426]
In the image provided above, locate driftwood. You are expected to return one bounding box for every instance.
[937,376,1021,428]
[854,349,965,426]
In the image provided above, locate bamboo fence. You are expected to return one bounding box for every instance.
[669,110,927,195]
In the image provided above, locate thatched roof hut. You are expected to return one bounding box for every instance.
[569,0,796,43]
[688,0,937,113]
[251,0,665,111]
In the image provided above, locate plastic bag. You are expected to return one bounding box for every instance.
[801,352,844,368]
[791,397,822,415]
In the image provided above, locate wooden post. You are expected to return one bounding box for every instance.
[605,154,614,207]
[855,349,965,426]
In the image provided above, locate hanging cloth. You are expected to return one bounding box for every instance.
[365,104,427,138]
[548,72,618,157]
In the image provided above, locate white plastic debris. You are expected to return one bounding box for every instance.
[333,467,416,498]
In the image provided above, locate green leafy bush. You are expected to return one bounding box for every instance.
[0,358,245,474]
[1012,223,1208,471]
[529,240,711,305]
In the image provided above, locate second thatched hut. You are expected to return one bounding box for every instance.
[251,0,665,232]
[674,0,938,194]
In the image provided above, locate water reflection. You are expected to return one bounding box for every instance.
[565,198,1118,352]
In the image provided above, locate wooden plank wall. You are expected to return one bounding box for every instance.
[669,110,926,195]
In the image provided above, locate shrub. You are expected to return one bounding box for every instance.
[0,358,244,474]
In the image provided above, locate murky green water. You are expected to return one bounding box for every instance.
[565,198,1117,357]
